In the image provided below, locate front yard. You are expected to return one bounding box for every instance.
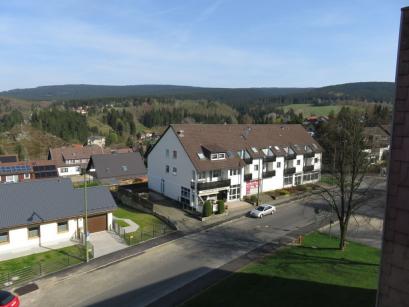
[0,245,86,286]
[113,205,173,245]
[184,233,380,307]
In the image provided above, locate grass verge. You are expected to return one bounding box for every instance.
[184,232,380,307]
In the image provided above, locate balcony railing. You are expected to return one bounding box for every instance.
[263,156,276,162]
[243,158,253,164]
[284,167,296,175]
[244,173,252,181]
[284,153,296,160]
[197,179,231,191]
[304,152,315,158]
[262,170,276,178]
[303,165,314,172]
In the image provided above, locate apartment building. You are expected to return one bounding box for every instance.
[147,124,322,212]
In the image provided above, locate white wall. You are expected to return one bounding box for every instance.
[58,166,81,177]
[148,128,196,203]
[0,219,78,255]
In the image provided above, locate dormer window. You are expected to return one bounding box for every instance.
[210,153,226,160]
[251,147,258,153]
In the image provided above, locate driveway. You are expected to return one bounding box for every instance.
[88,231,128,258]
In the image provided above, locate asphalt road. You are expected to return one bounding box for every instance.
[21,180,386,307]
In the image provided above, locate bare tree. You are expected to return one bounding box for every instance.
[319,107,371,250]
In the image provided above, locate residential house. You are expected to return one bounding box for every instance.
[87,152,147,186]
[363,126,390,163]
[147,124,322,212]
[48,145,111,176]
[0,178,117,257]
[0,160,58,183]
[87,136,106,148]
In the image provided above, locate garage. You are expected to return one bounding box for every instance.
[87,214,107,233]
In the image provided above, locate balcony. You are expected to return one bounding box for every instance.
[304,152,315,158]
[243,157,253,164]
[244,173,252,181]
[284,153,296,160]
[284,167,296,175]
[262,170,276,178]
[303,165,314,172]
[263,156,276,162]
[197,179,231,191]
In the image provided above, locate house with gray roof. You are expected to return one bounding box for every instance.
[87,152,147,186]
[0,178,117,257]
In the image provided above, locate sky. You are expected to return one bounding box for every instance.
[0,0,407,91]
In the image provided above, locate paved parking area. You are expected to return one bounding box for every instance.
[88,231,128,258]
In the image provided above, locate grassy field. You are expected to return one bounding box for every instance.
[184,233,380,307]
[281,103,361,117]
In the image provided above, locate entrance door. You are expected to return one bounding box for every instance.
[160,179,165,194]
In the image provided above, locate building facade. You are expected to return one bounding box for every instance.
[148,124,322,212]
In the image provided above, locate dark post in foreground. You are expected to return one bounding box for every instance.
[377,6,409,307]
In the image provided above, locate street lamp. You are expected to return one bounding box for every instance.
[83,172,89,262]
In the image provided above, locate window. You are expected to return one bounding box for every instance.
[251,147,258,153]
[303,172,319,182]
[218,153,226,159]
[173,150,177,159]
[57,221,68,233]
[198,171,206,180]
[165,165,169,173]
[229,184,241,200]
[212,170,221,178]
[24,173,30,180]
[297,160,300,165]
[254,165,259,171]
[229,169,239,176]
[28,226,40,238]
[276,162,281,168]
[181,187,190,206]
[210,153,218,160]
[122,165,128,171]
[172,167,177,175]
[166,149,170,158]
[295,175,302,185]
[0,232,9,244]
[314,158,319,163]
[284,175,293,185]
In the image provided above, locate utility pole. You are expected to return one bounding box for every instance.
[83,172,89,262]
[257,159,261,206]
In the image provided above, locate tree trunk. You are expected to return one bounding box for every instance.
[339,222,348,250]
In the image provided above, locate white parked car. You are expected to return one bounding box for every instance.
[250,204,277,218]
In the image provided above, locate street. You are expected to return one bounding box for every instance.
[20,181,386,307]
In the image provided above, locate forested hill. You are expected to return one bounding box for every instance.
[0,82,395,104]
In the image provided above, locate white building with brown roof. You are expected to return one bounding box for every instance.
[147,124,322,212]
[48,145,111,177]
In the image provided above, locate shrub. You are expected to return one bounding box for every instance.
[203,200,213,217]
[244,195,258,205]
[278,189,290,196]
[217,200,225,214]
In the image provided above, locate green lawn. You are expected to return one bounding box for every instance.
[115,219,130,228]
[113,205,173,245]
[0,245,86,285]
[281,103,361,117]
[184,233,380,307]
[320,174,336,186]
